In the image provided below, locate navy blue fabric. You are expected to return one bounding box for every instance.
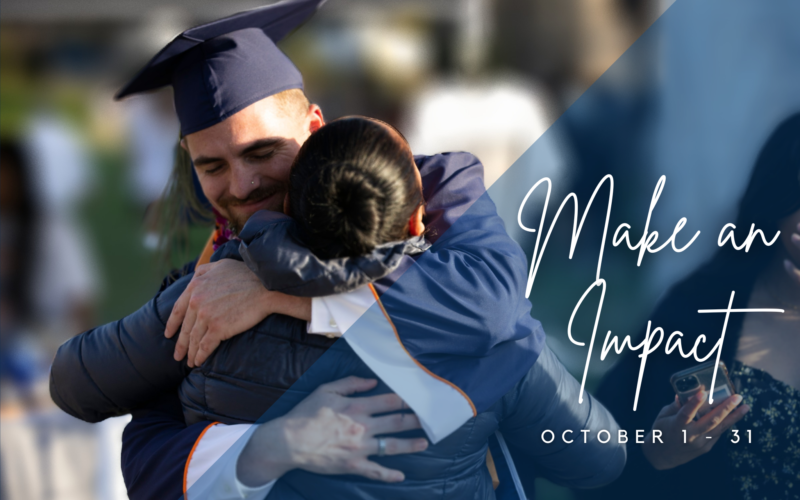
[488,434,523,500]
[52,151,555,497]
[49,274,192,422]
[52,152,534,427]
[184,152,543,425]
[117,345,624,500]
[238,152,544,416]
[238,211,429,297]
[115,0,325,134]
[373,153,545,414]
[248,343,625,499]
[121,392,212,500]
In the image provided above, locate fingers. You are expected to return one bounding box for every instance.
[692,394,743,435]
[321,376,378,396]
[186,319,208,368]
[368,437,428,457]
[347,459,405,483]
[194,335,222,367]
[173,306,196,361]
[676,390,706,425]
[694,394,750,435]
[705,401,750,439]
[656,397,681,419]
[367,412,422,436]
[165,287,191,339]
[357,393,407,416]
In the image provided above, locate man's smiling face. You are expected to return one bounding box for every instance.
[182,93,323,233]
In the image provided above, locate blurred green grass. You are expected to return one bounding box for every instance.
[81,151,210,324]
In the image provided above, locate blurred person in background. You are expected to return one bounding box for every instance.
[22,107,100,336]
[123,91,181,251]
[1,140,127,500]
[0,44,121,500]
[580,112,800,500]
[0,141,47,409]
[403,79,569,246]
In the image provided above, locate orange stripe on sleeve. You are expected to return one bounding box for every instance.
[367,284,477,416]
[183,421,220,499]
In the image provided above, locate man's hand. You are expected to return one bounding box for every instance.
[164,259,311,367]
[237,377,428,487]
[642,391,749,471]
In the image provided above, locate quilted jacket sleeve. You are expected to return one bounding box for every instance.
[49,275,193,422]
[499,344,627,490]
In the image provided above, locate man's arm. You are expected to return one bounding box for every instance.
[50,275,193,422]
[121,393,214,500]
[121,378,428,499]
[167,152,535,372]
[122,392,279,500]
[164,259,312,367]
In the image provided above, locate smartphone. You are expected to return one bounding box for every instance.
[670,360,735,418]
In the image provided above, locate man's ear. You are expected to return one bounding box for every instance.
[308,103,324,134]
[179,137,189,151]
[408,205,425,237]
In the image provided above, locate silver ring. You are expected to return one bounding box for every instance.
[377,437,386,457]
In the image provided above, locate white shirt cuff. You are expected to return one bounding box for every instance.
[308,296,340,336]
[307,286,375,338]
[321,286,376,335]
[186,423,276,499]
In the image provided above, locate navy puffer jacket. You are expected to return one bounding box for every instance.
[49,152,626,498]
[49,214,426,425]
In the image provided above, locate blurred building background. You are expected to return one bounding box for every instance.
[3,0,800,498]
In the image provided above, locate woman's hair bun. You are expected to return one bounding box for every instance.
[289,117,422,259]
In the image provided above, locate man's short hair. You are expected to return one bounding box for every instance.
[273,88,310,120]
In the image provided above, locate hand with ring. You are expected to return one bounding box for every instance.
[376,437,387,457]
[237,376,428,486]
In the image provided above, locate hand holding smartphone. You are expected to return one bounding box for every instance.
[670,360,736,418]
[643,361,748,471]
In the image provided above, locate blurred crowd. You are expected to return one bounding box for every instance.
[3,0,799,498]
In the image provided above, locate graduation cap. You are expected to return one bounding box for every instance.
[116,0,327,135]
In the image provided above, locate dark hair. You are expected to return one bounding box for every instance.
[1,141,37,319]
[699,111,800,284]
[288,117,423,259]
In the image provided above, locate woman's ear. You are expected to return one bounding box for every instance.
[408,205,425,236]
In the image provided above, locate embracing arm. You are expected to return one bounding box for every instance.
[241,152,529,352]
[122,393,215,500]
[49,274,193,422]
[164,258,312,367]
[122,378,427,499]
[123,401,278,500]
[167,153,535,405]
[499,344,626,490]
